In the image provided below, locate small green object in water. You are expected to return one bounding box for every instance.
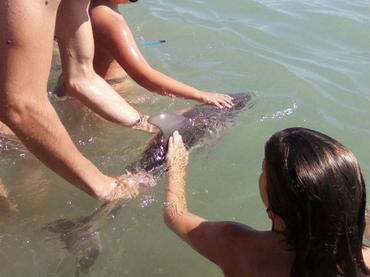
[148,113,187,143]
[145,40,166,46]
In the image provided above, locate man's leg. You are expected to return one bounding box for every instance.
[0,0,115,199]
[55,0,143,128]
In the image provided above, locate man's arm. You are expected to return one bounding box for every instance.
[55,0,155,132]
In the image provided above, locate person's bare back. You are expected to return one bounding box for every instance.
[164,129,370,276]
[217,224,294,277]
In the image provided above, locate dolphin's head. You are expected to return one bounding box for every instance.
[228,93,252,112]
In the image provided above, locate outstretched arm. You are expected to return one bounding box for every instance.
[90,5,233,109]
[55,0,155,133]
[164,132,239,269]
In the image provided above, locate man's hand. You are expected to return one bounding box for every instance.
[131,114,160,134]
[101,171,156,201]
[200,92,234,109]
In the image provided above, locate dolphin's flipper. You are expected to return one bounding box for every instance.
[148,113,187,143]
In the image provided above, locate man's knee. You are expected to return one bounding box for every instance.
[63,65,95,96]
[0,102,27,128]
[0,97,42,131]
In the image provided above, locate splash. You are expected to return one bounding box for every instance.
[260,102,298,121]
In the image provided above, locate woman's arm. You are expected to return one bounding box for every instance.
[165,131,244,269]
[90,5,233,109]
[164,131,199,240]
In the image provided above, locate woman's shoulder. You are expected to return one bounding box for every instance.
[220,223,293,277]
[221,221,273,237]
[219,222,290,261]
[90,1,122,19]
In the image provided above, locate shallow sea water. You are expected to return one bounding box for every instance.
[0,0,370,276]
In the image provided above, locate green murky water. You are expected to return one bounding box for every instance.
[1,0,369,276]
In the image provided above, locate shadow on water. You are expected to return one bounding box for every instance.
[42,92,254,275]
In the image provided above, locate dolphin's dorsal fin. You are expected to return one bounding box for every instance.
[148,113,187,143]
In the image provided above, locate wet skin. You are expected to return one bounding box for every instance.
[0,0,156,204]
[164,134,370,277]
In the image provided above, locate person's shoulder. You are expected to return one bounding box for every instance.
[90,1,121,15]
[90,1,125,31]
[219,221,257,241]
[221,221,270,237]
[90,1,120,19]
[219,223,290,277]
[220,222,276,251]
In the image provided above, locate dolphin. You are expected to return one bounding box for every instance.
[44,92,253,275]
[127,92,252,176]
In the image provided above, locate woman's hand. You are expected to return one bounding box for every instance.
[166,131,189,174]
[200,92,234,109]
[164,131,189,225]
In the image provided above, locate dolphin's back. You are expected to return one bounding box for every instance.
[131,93,252,175]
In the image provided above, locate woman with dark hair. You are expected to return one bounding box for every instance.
[164,129,370,276]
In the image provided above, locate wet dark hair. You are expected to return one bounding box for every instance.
[264,127,370,277]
